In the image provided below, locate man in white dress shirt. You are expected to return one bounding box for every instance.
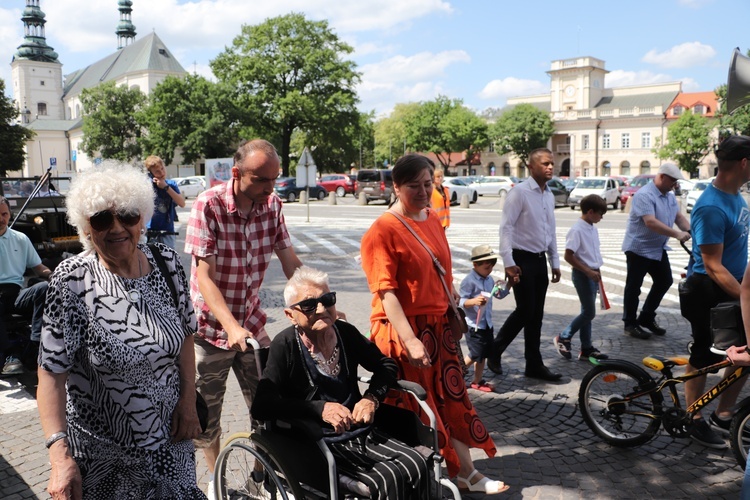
[487,148,562,381]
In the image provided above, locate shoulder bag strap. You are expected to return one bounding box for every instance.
[386,210,460,312]
[148,243,178,308]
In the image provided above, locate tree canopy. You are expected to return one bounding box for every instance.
[80,81,147,162]
[401,96,487,167]
[489,103,554,166]
[210,13,360,176]
[715,83,750,137]
[654,110,713,174]
[139,74,241,165]
[374,102,419,165]
[0,79,35,176]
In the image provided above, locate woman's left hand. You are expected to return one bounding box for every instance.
[352,398,377,425]
[170,396,202,442]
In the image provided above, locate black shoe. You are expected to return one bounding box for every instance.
[486,356,503,375]
[524,365,562,381]
[689,418,727,449]
[624,324,651,340]
[639,318,666,336]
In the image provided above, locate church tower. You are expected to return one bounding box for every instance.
[11,0,64,121]
[116,0,137,49]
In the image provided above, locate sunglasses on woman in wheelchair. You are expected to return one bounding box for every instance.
[289,292,337,314]
[88,210,141,232]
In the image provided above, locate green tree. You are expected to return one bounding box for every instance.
[210,13,360,176]
[403,96,487,168]
[374,102,420,164]
[489,103,555,166]
[716,84,750,136]
[80,81,147,162]
[0,79,34,175]
[139,74,241,165]
[654,110,713,174]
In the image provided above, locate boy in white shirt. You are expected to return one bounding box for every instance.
[554,194,609,361]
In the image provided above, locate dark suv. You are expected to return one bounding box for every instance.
[0,174,82,265]
[355,169,394,204]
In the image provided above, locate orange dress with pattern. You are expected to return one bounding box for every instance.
[360,209,496,477]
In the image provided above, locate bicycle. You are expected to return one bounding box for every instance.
[578,353,750,468]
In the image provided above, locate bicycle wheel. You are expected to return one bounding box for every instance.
[579,364,664,447]
[215,435,290,500]
[730,397,750,469]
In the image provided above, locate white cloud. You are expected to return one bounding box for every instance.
[605,69,675,87]
[478,77,547,100]
[357,80,446,114]
[642,42,716,69]
[360,51,470,84]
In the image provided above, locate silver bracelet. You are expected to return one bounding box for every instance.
[45,431,68,448]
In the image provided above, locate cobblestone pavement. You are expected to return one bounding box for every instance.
[2,206,747,498]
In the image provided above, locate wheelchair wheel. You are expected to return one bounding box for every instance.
[215,434,291,500]
[730,398,750,469]
[579,364,664,447]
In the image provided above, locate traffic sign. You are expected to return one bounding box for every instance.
[296,147,317,188]
[50,157,57,169]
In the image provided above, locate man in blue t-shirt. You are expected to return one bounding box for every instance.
[0,197,52,374]
[680,135,750,449]
[145,155,185,249]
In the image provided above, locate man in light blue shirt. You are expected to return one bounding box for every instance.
[621,163,690,339]
[0,197,52,374]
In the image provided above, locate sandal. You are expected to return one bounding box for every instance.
[456,469,509,494]
[469,380,495,393]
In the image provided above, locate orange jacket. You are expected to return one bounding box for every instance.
[430,185,450,228]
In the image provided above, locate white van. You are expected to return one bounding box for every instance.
[568,176,621,210]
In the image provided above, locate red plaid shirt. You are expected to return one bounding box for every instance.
[184,180,292,348]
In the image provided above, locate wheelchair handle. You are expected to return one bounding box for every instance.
[396,380,427,400]
[244,337,261,350]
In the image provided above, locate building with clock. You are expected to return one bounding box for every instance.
[481,56,718,180]
[10,0,186,177]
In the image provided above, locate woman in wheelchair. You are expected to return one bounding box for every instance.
[251,267,430,499]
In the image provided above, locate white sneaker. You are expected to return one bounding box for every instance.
[206,479,215,500]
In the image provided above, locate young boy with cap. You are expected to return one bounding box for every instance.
[460,244,500,391]
[555,194,610,361]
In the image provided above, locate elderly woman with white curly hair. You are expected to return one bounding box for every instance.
[36,162,206,500]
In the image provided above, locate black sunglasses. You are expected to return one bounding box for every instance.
[289,292,337,314]
[89,210,141,232]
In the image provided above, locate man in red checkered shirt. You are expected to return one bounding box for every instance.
[184,139,302,489]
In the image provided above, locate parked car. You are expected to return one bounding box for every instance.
[684,180,711,213]
[173,176,205,199]
[562,178,579,194]
[618,174,656,208]
[355,169,394,204]
[675,179,696,197]
[609,175,630,190]
[319,173,354,197]
[469,176,516,198]
[274,177,328,202]
[443,177,478,204]
[546,177,570,207]
[568,176,621,210]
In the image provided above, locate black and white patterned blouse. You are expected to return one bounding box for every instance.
[39,243,197,459]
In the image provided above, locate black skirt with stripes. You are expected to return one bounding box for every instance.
[328,427,430,500]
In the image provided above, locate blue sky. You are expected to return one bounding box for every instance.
[0,0,746,115]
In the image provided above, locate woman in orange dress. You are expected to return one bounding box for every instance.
[360,154,507,495]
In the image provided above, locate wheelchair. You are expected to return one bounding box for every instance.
[213,339,462,500]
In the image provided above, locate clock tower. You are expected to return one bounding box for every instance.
[547,57,608,113]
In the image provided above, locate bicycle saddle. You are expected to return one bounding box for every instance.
[642,355,688,372]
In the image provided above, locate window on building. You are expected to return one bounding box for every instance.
[602,134,610,149]
[602,161,611,174]
[621,161,630,176]
[40,80,45,86]
[582,134,589,150]
[672,105,683,116]
[76,104,80,118]
[641,161,651,175]
[641,132,651,149]
[693,104,706,115]
[488,142,495,153]
[503,162,510,176]
[621,133,630,149]
[37,102,47,116]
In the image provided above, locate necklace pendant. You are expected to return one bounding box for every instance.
[126,289,141,303]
